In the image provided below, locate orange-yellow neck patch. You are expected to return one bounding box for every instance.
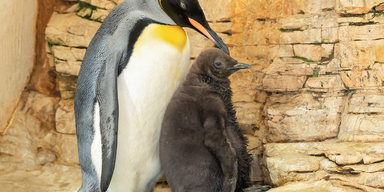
[134,24,188,53]
[151,25,187,52]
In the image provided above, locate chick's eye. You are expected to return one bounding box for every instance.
[214,61,223,68]
[180,2,187,10]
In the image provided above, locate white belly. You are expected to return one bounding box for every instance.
[107,29,190,192]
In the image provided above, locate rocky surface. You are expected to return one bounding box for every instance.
[267,180,362,192]
[264,142,384,189]
[56,99,76,134]
[0,0,38,134]
[1,0,384,191]
[266,93,342,142]
[339,91,384,142]
[0,163,82,192]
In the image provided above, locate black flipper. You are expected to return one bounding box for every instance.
[202,96,238,192]
[96,52,121,191]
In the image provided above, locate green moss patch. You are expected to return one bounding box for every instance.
[295,56,315,63]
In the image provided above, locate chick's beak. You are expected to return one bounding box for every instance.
[188,18,230,55]
[226,62,252,72]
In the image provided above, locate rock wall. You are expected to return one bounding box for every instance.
[2,0,384,191]
[0,0,79,175]
[0,0,38,133]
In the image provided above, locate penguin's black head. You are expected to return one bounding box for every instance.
[191,48,251,80]
[159,0,229,55]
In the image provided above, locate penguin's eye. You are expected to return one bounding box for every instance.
[214,61,223,68]
[180,2,187,10]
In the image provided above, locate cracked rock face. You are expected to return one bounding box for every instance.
[339,91,384,142]
[264,142,384,191]
[266,93,343,142]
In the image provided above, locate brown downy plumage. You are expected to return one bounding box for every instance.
[160,48,251,192]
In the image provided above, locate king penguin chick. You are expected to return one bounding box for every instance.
[74,0,229,192]
[160,48,252,192]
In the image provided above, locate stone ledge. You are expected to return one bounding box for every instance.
[336,0,383,14]
[267,180,375,192]
[79,0,116,10]
[265,93,342,142]
[46,12,101,47]
[264,142,384,189]
[339,91,384,142]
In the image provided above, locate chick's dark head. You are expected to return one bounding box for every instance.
[190,48,251,81]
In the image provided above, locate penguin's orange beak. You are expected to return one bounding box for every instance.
[188,18,215,43]
[187,18,229,55]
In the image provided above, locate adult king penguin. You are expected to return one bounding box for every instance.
[74,0,229,192]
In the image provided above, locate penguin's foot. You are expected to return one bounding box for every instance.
[243,185,272,192]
